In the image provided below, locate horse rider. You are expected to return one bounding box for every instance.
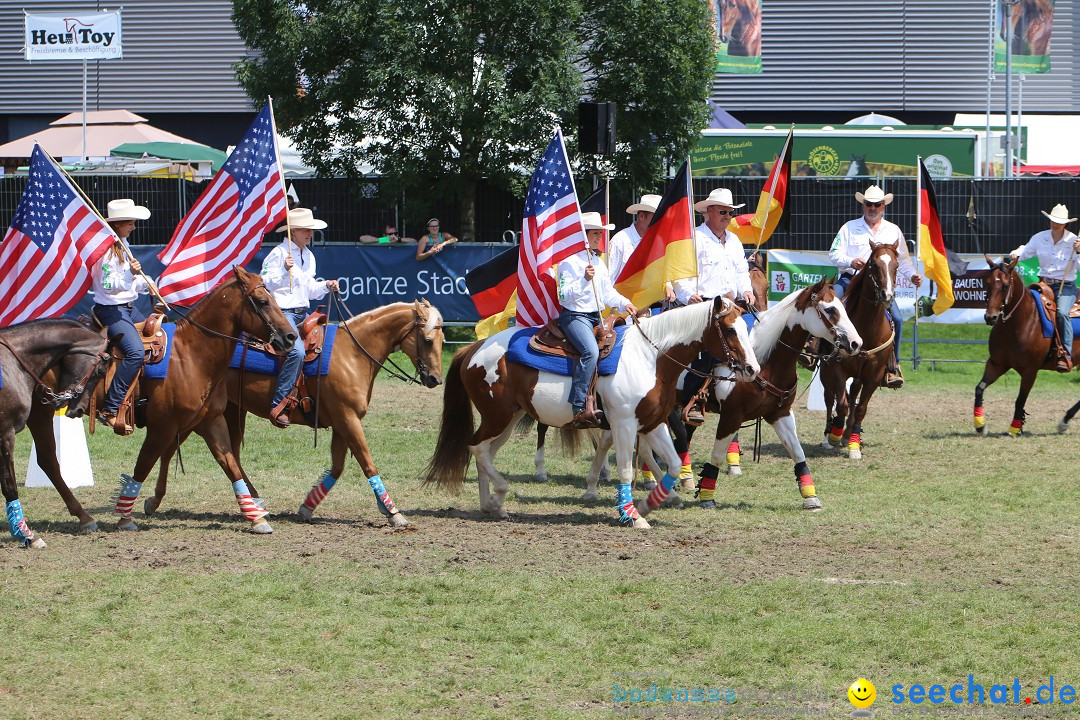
[607,193,676,307]
[829,184,922,388]
[1010,203,1080,372]
[674,187,755,426]
[93,199,152,432]
[557,212,637,429]
[262,207,339,428]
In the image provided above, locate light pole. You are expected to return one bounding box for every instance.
[1003,0,1020,177]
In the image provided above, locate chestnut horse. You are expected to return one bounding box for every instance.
[100,267,296,533]
[976,256,1077,437]
[691,277,862,511]
[0,319,111,547]
[717,0,761,57]
[820,242,900,460]
[424,298,759,528]
[141,300,445,527]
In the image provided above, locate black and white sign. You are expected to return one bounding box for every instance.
[24,11,123,61]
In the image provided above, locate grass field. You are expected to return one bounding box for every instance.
[3,327,1080,720]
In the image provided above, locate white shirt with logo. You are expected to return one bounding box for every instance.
[672,224,751,304]
[557,251,633,314]
[91,240,148,305]
[829,217,915,280]
[261,238,330,309]
[1013,229,1080,281]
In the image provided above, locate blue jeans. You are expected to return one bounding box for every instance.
[834,273,903,364]
[1054,282,1077,351]
[95,303,145,413]
[558,310,600,413]
[273,308,308,408]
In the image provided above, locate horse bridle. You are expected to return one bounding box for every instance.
[0,332,111,405]
[632,303,748,380]
[330,291,439,386]
[172,278,287,348]
[809,291,853,362]
[989,264,1022,323]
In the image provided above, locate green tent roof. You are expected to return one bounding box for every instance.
[110,141,227,172]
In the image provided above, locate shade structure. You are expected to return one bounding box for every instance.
[111,141,226,171]
[845,112,906,126]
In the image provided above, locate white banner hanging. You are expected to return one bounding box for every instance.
[24,10,123,61]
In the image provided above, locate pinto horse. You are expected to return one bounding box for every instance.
[976,256,1077,437]
[0,319,111,547]
[99,266,296,533]
[141,300,445,527]
[820,242,900,460]
[424,298,759,528]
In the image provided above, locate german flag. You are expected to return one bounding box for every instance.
[466,245,518,319]
[731,127,792,248]
[613,160,697,308]
[918,158,954,315]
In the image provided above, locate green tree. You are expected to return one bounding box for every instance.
[233,0,713,240]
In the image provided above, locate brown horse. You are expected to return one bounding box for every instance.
[140,300,445,527]
[976,256,1077,437]
[748,252,769,312]
[820,242,900,460]
[424,298,759,528]
[1002,0,1055,56]
[0,319,111,547]
[100,266,296,533]
[717,0,761,57]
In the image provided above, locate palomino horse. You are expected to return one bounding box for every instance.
[101,266,296,533]
[424,298,759,528]
[141,300,445,527]
[977,256,1077,437]
[690,277,861,511]
[717,0,761,57]
[0,319,111,547]
[820,242,900,460]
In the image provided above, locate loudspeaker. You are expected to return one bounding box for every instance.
[578,101,617,154]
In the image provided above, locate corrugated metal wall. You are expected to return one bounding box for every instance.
[0,0,255,113]
[714,0,1079,112]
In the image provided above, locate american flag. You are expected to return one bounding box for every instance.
[0,145,115,327]
[156,103,287,306]
[515,129,588,327]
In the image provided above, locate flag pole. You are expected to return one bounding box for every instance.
[754,125,792,253]
[267,97,294,289]
[689,157,699,298]
[44,146,170,310]
[914,156,923,363]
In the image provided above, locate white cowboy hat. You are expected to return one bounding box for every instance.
[1042,204,1077,224]
[581,212,615,231]
[693,188,745,213]
[105,198,151,221]
[854,185,894,206]
[275,207,328,232]
[626,194,662,215]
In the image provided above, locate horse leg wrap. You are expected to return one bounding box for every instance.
[697,463,719,501]
[726,441,741,468]
[973,406,985,431]
[828,419,844,447]
[640,468,654,482]
[848,432,861,453]
[679,451,692,481]
[644,474,678,510]
[113,474,143,519]
[302,470,339,511]
[6,500,34,547]
[794,461,816,499]
[367,474,398,517]
[615,483,640,524]
[233,480,269,522]
[1009,417,1024,437]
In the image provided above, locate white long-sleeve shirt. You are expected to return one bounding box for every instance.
[556,251,633,314]
[1011,229,1080,281]
[672,224,751,304]
[829,217,915,281]
[261,238,330,309]
[607,224,642,282]
[91,240,149,305]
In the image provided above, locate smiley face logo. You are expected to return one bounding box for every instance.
[848,678,876,709]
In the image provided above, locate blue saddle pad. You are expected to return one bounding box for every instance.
[742,312,756,332]
[143,323,178,380]
[507,325,630,376]
[1031,289,1055,339]
[1073,316,1080,340]
[228,324,338,377]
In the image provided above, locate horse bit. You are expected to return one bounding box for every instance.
[0,332,110,405]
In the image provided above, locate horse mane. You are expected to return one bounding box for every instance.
[748,289,802,364]
[631,301,713,353]
[341,301,443,334]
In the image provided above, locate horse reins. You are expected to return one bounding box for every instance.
[631,305,747,382]
[328,291,432,386]
[991,265,1024,323]
[0,332,110,405]
[169,279,288,350]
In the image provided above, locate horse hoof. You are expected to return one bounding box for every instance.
[80,520,100,533]
[388,513,409,528]
[660,493,682,509]
[974,426,986,436]
[28,536,47,549]
[642,480,657,491]
[536,473,548,483]
[848,449,862,460]
[580,491,598,502]
[632,517,651,530]
[699,500,717,510]
[820,438,833,450]
[143,497,160,516]
[802,497,823,511]
[1059,420,1070,434]
[680,477,696,492]
[728,465,742,477]
[250,519,273,534]
[297,504,314,523]
[117,518,139,531]
[634,499,651,518]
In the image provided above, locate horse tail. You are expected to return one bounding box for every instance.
[422,346,475,494]
[515,413,536,435]
[559,427,582,457]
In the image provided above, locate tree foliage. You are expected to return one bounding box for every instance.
[233,0,713,239]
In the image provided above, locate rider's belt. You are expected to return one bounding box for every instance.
[1040,277,1072,286]
[97,301,134,308]
[281,307,307,313]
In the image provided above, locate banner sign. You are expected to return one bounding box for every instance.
[24,11,123,60]
[712,0,762,74]
[67,243,512,323]
[994,0,1055,74]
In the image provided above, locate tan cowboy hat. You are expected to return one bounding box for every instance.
[275,207,328,232]
[854,185,894,206]
[105,198,151,221]
[1042,204,1077,224]
[581,211,615,231]
[626,194,662,215]
[693,188,745,213]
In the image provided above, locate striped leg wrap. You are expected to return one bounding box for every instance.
[645,474,678,510]
[113,474,143,518]
[641,468,654,482]
[303,470,339,511]
[847,433,861,452]
[973,406,985,430]
[1009,417,1024,437]
[794,461,816,499]
[697,463,719,501]
[726,440,741,468]
[614,483,640,524]
[367,474,398,517]
[6,500,34,547]
[828,419,844,446]
[233,480,269,522]
[679,451,692,481]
